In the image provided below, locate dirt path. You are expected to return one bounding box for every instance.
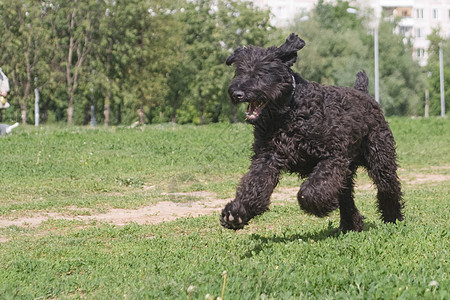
[0,192,231,228]
[0,170,448,230]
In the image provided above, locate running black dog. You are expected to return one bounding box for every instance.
[221,34,404,232]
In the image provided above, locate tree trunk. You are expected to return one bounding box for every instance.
[67,110,73,123]
[104,103,110,126]
[67,104,74,124]
[65,4,89,125]
[20,53,32,125]
[138,104,144,124]
[104,38,113,127]
[66,9,75,125]
[20,104,27,125]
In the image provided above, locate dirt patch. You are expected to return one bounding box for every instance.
[0,169,448,231]
[406,173,450,185]
[0,196,231,229]
[0,188,296,230]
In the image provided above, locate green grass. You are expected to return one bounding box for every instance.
[0,118,449,299]
[390,117,450,167]
[0,123,252,214]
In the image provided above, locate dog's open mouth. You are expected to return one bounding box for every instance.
[246,101,267,120]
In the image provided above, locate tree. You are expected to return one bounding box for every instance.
[44,0,102,124]
[105,0,181,125]
[290,1,371,87]
[0,0,51,124]
[0,0,281,125]
[377,20,425,116]
[289,0,426,116]
[171,0,274,124]
[215,0,276,122]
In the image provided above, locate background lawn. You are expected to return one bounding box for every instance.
[0,117,448,299]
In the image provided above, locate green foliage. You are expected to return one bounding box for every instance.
[377,21,426,116]
[0,0,273,125]
[168,0,274,124]
[0,1,51,123]
[314,0,361,32]
[289,1,426,116]
[0,0,436,124]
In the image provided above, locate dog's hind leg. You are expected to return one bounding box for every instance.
[297,157,350,217]
[338,164,364,232]
[363,129,404,223]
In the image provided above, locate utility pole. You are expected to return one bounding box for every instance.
[439,42,445,117]
[35,77,39,126]
[374,26,379,103]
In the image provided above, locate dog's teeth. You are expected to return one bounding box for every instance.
[238,217,242,224]
[228,215,234,222]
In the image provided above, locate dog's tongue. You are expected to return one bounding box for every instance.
[246,102,259,119]
[246,101,266,120]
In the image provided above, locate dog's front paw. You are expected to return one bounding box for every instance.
[220,201,248,230]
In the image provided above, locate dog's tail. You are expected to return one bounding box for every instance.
[354,70,369,94]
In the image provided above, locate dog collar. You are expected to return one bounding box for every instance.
[291,74,296,95]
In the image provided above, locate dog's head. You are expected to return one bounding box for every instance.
[226,33,305,123]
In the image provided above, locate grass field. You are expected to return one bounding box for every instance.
[0,117,448,299]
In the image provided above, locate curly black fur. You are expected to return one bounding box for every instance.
[221,34,404,232]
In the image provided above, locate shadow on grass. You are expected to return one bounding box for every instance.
[241,221,378,259]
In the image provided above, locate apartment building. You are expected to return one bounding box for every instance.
[251,0,450,66]
[252,0,318,25]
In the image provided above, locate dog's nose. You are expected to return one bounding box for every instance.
[232,91,245,100]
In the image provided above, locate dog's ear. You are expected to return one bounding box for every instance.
[276,33,305,66]
[226,47,244,65]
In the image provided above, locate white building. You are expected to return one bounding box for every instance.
[252,0,450,66]
[252,0,318,26]
[381,0,450,66]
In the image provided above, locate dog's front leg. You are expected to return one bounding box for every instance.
[221,156,281,230]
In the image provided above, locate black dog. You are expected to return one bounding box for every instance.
[221,34,404,232]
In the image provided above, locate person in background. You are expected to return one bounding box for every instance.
[0,68,10,109]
